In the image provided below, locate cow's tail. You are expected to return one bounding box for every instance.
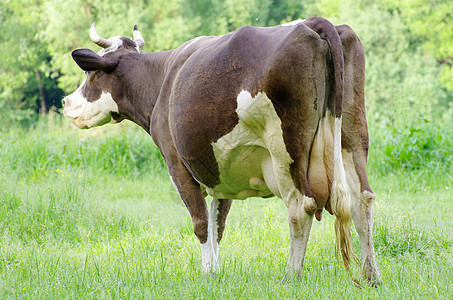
[305,17,354,270]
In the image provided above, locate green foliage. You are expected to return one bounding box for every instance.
[378,0,453,91]
[0,0,451,189]
[0,118,166,182]
[0,0,59,119]
[382,122,452,171]
[313,0,452,128]
[365,115,453,178]
[1,0,452,129]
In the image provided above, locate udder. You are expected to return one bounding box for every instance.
[308,117,334,221]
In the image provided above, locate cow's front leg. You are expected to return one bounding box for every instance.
[201,197,233,274]
[283,193,316,282]
[168,163,214,273]
[351,190,381,286]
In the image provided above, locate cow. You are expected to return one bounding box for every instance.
[63,17,380,285]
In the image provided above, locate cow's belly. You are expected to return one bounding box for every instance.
[200,90,297,200]
[204,104,282,200]
[204,144,275,199]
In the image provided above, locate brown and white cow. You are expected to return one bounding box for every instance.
[63,17,380,285]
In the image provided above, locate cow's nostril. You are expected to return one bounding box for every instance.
[62,99,66,106]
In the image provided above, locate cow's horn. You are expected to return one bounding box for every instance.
[133,25,145,49]
[89,23,112,48]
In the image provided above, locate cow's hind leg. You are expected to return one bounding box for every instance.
[342,151,381,285]
[238,89,320,281]
[202,197,232,273]
[352,190,381,286]
[262,154,317,281]
[337,24,381,285]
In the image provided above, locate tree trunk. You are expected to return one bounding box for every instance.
[36,70,47,114]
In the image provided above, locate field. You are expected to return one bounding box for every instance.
[0,117,452,299]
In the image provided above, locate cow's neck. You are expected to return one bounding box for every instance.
[120,50,173,131]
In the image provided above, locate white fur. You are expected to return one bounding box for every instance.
[330,116,351,218]
[201,198,220,273]
[208,90,295,200]
[209,198,219,260]
[285,195,314,280]
[183,36,205,50]
[63,88,118,129]
[63,79,86,119]
[281,19,305,27]
[200,242,217,273]
[208,90,315,205]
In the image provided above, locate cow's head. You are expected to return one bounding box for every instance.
[63,23,145,129]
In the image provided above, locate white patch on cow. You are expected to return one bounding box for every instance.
[183,36,205,50]
[281,19,305,27]
[201,198,220,273]
[208,90,297,201]
[63,79,86,119]
[200,241,218,273]
[63,87,118,129]
[330,116,351,219]
[342,151,360,202]
[209,198,220,260]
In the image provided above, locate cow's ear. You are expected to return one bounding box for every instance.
[71,48,118,73]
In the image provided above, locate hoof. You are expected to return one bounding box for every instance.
[281,270,301,284]
[366,276,382,287]
[352,275,381,288]
[362,257,381,287]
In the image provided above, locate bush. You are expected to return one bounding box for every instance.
[369,117,453,177]
[0,117,167,182]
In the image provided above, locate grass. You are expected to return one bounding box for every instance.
[0,117,452,299]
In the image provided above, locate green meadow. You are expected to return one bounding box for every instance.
[0,117,451,299]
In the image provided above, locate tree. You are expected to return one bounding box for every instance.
[42,0,192,91]
[314,0,451,126]
[0,0,63,123]
[377,0,453,91]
